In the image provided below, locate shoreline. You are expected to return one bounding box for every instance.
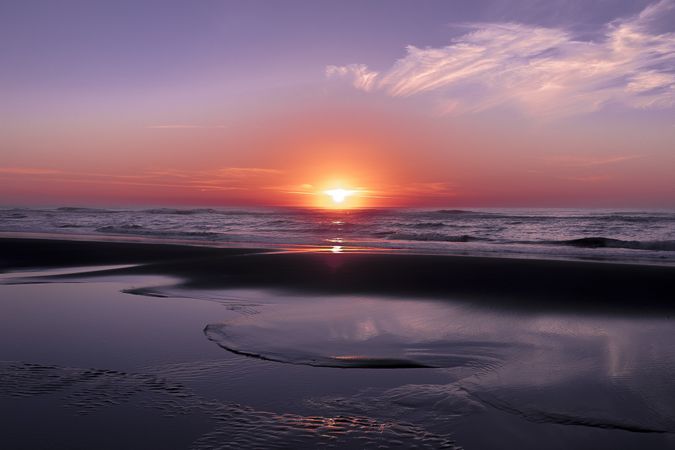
[2,236,674,314]
[2,230,674,268]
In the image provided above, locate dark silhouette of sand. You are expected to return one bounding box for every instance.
[2,237,673,314]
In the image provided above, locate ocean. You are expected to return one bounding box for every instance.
[1,206,674,265]
[2,210,675,448]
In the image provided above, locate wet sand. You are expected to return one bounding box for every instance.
[3,237,674,313]
[1,237,675,449]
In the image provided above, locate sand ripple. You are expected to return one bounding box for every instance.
[0,361,459,449]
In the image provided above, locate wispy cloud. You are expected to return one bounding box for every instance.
[543,154,644,168]
[325,64,379,91]
[396,182,457,196]
[0,167,63,175]
[0,166,284,192]
[213,167,282,177]
[557,174,613,183]
[327,0,675,117]
[145,124,226,129]
[362,182,457,200]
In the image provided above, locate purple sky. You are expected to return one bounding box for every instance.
[1,1,674,207]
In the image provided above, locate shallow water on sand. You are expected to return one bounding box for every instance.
[1,268,675,449]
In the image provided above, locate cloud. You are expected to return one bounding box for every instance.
[325,64,379,91]
[0,166,283,192]
[543,154,644,167]
[213,167,282,177]
[557,174,613,183]
[144,167,282,180]
[364,182,457,200]
[0,167,63,175]
[146,124,226,129]
[326,0,675,117]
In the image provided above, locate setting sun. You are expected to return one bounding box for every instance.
[324,189,355,204]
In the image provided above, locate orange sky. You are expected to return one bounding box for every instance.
[1,93,674,208]
[2,1,675,208]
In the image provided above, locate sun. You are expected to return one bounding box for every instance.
[324,189,355,204]
[309,182,365,209]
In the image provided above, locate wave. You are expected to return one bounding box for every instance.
[55,207,118,214]
[552,237,675,251]
[433,209,483,215]
[585,215,675,223]
[56,224,87,228]
[424,209,511,220]
[139,207,287,217]
[412,222,446,229]
[95,225,221,239]
[96,224,143,231]
[264,219,297,226]
[387,232,488,242]
[423,211,675,223]
[141,208,220,215]
[2,212,28,219]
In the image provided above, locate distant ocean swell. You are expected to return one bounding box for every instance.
[1,207,674,265]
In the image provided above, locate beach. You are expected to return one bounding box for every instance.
[1,236,675,449]
[4,0,675,447]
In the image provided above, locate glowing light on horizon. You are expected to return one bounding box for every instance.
[324,188,355,204]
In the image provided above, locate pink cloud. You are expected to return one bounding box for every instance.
[327,0,675,117]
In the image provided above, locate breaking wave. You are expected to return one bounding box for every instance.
[387,232,488,242]
[552,237,675,251]
[95,225,221,239]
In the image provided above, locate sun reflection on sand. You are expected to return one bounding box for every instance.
[278,414,400,439]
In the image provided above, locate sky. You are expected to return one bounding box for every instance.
[1,0,674,208]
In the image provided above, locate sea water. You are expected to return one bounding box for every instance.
[1,206,674,265]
